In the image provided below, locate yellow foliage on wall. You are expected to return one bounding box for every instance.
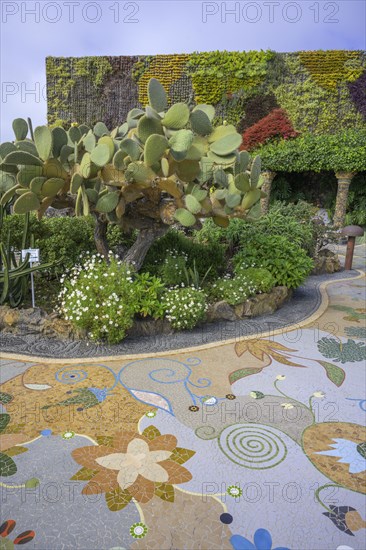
[137,54,190,107]
[299,50,364,90]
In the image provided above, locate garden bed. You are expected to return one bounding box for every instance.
[0,270,359,359]
[0,285,291,341]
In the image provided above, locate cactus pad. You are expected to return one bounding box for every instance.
[148,78,168,112]
[12,118,28,141]
[174,208,197,227]
[13,191,40,214]
[144,134,169,167]
[95,191,120,213]
[34,126,53,161]
[162,103,190,130]
[190,109,212,136]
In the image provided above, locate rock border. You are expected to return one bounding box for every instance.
[0,270,360,358]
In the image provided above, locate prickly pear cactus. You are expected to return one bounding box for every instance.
[0,79,264,229]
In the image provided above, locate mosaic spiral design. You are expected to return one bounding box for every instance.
[218,424,287,469]
[55,366,88,385]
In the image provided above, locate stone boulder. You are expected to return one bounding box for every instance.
[312,249,341,275]
[240,286,291,317]
[206,286,292,323]
[206,300,238,322]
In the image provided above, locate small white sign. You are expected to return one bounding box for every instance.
[21,248,40,263]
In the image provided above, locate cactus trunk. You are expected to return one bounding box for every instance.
[93,214,109,260]
[123,225,168,271]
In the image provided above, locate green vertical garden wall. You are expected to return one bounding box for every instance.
[46,50,366,173]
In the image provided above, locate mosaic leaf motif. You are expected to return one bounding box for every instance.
[142,425,161,440]
[71,467,99,481]
[154,482,175,502]
[331,305,366,323]
[25,478,40,489]
[0,414,10,434]
[0,423,26,435]
[229,367,262,384]
[170,447,196,465]
[4,446,28,457]
[0,519,16,537]
[0,452,17,477]
[317,337,366,364]
[105,487,132,512]
[235,339,304,367]
[345,326,366,339]
[322,505,357,536]
[317,361,346,387]
[95,436,114,446]
[41,388,100,410]
[13,530,36,545]
[0,393,13,405]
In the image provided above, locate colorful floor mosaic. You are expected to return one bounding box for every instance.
[0,257,365,549]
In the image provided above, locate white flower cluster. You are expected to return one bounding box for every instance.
[57,252,136,343]
[211,273,257,306]
[163,286,207,330]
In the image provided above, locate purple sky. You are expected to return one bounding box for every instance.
[1,0,365,141]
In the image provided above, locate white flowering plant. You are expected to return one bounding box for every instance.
[57,252,139,344]
[159,252,188,286]
[162,286,207,330]
[209,273,258,306]
[233,267,275,294]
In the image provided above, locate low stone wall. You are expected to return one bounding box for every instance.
[206,286,292,322]
[0,286,292,342]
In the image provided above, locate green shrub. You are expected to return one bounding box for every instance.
[134,272,165,319]
[234,267,275,293]
[194,201,318,257]
[162,286,207,330]
[233,235,313,289]
[143,229,225,280]
[346,172,366,227]
[254,207,314,255]
[1,214,134,275]
[159,253,188,286]
[58,253,138,344]
[193,218,251,250]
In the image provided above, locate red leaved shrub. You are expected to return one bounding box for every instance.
[241,108,299,150]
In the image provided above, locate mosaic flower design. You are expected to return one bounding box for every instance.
[230,528,290,550]
[227,485,242,498]
[71,427,195,509]
[316,439,366,474]
[62,431,75,440]
[130,522,148,539]
[303,422,366,494]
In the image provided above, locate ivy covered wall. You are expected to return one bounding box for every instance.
[46,50,366,172]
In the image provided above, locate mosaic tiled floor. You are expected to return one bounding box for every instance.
[0,262,365,549]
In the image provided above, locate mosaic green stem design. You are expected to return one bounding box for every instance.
[315,483,341,515]
[274,380,316,423]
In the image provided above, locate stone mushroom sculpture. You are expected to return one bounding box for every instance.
[341,225,364,270]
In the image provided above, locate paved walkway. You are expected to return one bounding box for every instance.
[0,248,365,550]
